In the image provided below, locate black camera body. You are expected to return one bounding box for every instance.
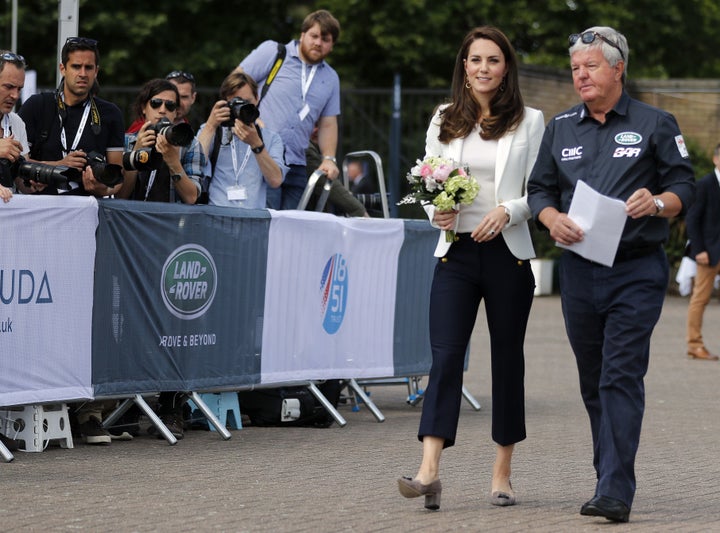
[84,150,124,187]
[224,97,259,127]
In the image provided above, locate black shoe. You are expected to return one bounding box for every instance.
[580,495,630,523]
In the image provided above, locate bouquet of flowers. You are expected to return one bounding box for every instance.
[398,156,480,242]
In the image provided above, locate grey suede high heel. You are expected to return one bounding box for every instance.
[490,481,516,506]
[397,476,442,510]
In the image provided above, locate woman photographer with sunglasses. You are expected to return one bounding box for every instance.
[116,78,204,206]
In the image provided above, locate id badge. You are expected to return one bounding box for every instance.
[227,185,247,201]
[298,103,310,121]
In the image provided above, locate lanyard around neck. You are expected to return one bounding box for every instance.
[56,88,101,156]
[59,101,91,156]
[230,137,253,184]
[300,62,317,103]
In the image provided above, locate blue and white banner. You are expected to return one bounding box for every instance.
[0,196,97,406]
[262,211,405,382]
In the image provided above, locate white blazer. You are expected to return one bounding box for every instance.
[423,105,545,259]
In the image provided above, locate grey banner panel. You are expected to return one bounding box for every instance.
[393,220,436,376]
[92,200,270,395]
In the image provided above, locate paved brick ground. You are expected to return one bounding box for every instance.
[1,295,719,532]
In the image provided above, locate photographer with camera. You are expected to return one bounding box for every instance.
[0,50,29,203]
[14,38,125,445]
[116,78,203,204]
[18,37,124,197]
[197,71,286,209]
[116,79,204,439]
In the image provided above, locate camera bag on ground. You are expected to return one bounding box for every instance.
[237,380,344,428]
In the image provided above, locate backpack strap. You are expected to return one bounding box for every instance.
[259,41,287,104]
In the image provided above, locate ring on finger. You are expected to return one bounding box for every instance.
[488,229,495,235]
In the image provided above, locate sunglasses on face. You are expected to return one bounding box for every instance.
[569,31,625,61]
[166,70,195,83]
[149,98,178,112]
[65,37,99,48]
[0,52,25,67]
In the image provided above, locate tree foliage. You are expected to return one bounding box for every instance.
[2,0,720,90]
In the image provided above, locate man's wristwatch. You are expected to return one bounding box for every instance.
[323,155,337,164]
[652,197,665,216]
[251,143,265,154]
[171,173,182,183]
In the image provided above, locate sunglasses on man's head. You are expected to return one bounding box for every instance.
[149,98,178,112]
[569,31,625,61]
[0,52,25,66]
[166,70,195,83]
[65,37,99,48]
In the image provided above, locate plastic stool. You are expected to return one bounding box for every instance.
[189,392,242,432]
[1,403,74,452]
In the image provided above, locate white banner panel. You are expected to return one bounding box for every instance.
[262,211,404,382]
[0,196,97,406]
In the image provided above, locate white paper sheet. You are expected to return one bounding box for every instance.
[557,180,627,267]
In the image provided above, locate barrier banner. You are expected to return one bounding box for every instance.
[92,200,271,395]
[262,211,406,382]
[0,196,97,406]
[91,200,440,396]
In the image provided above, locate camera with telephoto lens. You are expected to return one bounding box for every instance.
[0,156,76,188]
[149,117,194,147]
[223,97,259,126]
[122,118,194,171]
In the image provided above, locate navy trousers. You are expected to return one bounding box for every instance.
[418,234,534,448]
[559,248,668,508]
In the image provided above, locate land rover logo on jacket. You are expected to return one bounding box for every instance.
[161,244,217,320]
[614,132,642,145]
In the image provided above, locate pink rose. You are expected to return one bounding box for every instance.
[420,164,433,178]
[433,164,452,182]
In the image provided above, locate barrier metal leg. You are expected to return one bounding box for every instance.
[101,397,134,428]
[132,394,177,445]
[346,379,385,422]
[188,392,232,440]
[0,440,13,463]
[462,386,482,411]
[307,382,347,427]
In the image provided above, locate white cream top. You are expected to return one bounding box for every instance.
[457,126,498,233]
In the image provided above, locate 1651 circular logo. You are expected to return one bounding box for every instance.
[161,244,217,320]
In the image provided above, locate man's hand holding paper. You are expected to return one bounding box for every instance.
[556,180,627,266]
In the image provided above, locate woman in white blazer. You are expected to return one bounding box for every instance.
[398,26,544,511]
